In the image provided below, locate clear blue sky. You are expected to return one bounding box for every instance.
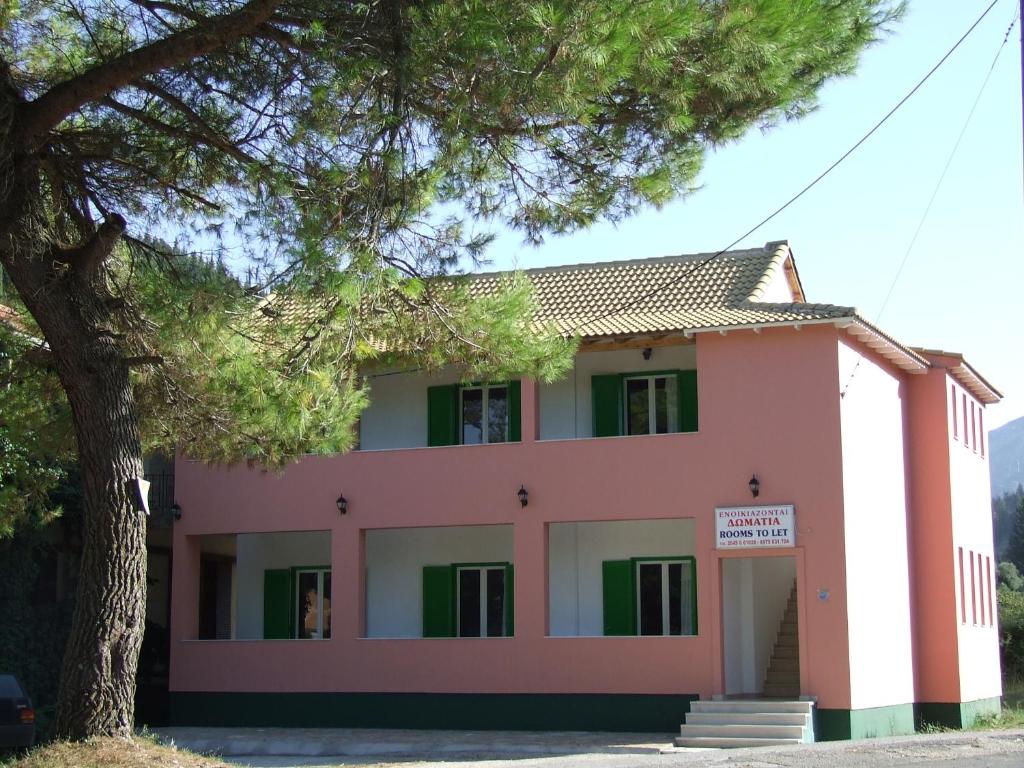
[484,0,1024,429]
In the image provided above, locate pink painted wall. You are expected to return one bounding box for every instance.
[836,339,915,709]
[907,355,1001,705]
[169,325,854,708]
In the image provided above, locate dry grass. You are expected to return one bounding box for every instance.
[0,737,232,768]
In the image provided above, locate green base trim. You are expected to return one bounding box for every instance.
[816,703,915,741]
[915,697,1001,730]
[169,692,698,732]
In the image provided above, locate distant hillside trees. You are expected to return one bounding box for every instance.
[993,485,1024,560]
[997,491,1024,680]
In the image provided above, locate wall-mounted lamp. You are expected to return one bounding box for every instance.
[336,494,348,515]
[170,502,182,521]
[642,347,652,360]
[517,485,529,508]
[748,475,760,499]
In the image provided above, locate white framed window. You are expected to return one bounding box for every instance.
[460,384,509,444]
[456,565,508,637]
[623,375,679,435]
[635,559,694,636]
[295,568,331,639]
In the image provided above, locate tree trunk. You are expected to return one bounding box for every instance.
[1,110,147,739]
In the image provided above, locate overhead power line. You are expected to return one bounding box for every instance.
[570,0,1004,335]
[874,3,1019,325]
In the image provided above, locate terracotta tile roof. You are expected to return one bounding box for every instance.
[466,241,850,337]
[258,241,951,377]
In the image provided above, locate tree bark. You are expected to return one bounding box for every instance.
[1,104,147,739]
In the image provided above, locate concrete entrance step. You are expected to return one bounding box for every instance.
[675,700,814,749]
[674,736,803,749]
[685,712,809,726]
[693,700,813,714]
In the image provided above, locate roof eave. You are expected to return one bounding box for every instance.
[684,315,929,374]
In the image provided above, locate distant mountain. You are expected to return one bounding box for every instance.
[991,415,1024,497]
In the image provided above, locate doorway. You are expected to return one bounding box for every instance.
[721,556,798,697]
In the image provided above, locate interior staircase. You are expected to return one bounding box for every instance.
[675,582,808,748]
[763,582,800,698]
[675,700,815,748]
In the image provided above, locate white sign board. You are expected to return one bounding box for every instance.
[715,505,795,549]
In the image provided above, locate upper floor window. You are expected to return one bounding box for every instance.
[592,370,697,437]
[427,381,521,446]
[461,384,508,445]
[625,375,679,435]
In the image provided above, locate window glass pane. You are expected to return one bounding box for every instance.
[459,569,482,637]
[297,571,320,639]
[638,563,663,635]
[487,386,508,444]
[680,562,694,635]
[654,377,679,434]
[668,563,682,635]
[322,571,332,639]
[626,378,650,435]
[462,388,483,445]
[486,568,506,637]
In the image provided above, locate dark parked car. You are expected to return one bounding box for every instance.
[0,675,35,749]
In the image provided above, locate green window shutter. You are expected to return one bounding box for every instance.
[508,380,522,442]
[677,369,698,433]
[422,565,455,637]
[592,374,623,437]
[504,563,515,636]
[602,560,636,636]
[427,385,459,446]
[263,569,292,639]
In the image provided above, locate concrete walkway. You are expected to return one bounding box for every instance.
[153,727,675,759]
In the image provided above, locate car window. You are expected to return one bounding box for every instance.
[0,675,25,697]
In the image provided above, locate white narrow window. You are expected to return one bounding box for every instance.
[295,569,331,639]
[461,385,508,444]
[624,375,679,435]
[636,560,694,636]
[456,566,506,637]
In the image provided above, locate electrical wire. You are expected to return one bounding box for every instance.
[874,4,1019,324]
[839,4,1018,400]
[569,0,1004,335]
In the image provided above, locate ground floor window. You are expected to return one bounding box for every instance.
[264,565,332,639]
[423,562,514,637]
[295,568,332,639]
[457,565,507,637]
[602,556,696,636]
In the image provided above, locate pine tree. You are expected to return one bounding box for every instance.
[1,0,903,739]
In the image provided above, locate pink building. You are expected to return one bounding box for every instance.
[169,242,1001,742]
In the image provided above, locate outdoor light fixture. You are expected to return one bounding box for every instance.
[642,347,653,360]
[336,494,348,515]
[517,485,529,508]
[170,502,182,521]
[748,475,760,499]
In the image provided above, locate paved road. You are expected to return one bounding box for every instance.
[224,730,1024,768]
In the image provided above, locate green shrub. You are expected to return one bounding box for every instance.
[998,585,1024,681]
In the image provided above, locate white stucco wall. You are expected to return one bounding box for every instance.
[539,346,698,440]
[547,519,696,636]
[232,531,332,640]
[357,346,698,450]
[721,556,796,695]
[365,525,513,638]
[751,255,797,304]
[838,340,915,709]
